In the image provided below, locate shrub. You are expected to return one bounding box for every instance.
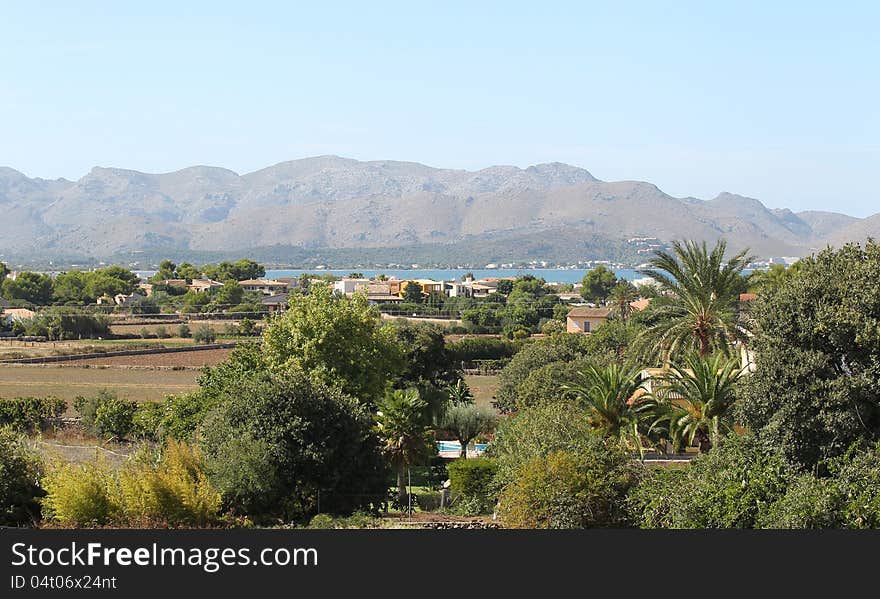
[117,441,221,527]
[239,318,256,336]
[0,427,44,526]
[308,513,335,529]
[447,458,498,514]
[499,447,639,528]
[488,400,597,488]
[177,323,191,338]
[200,372,388,521]
[155,326,169,339]
[41,460,117,526]
[626,466,687,528]
[659,434,791,528]
[756,474,844,529]
[157,392,217,441]
[74,391,137,441]
[132,401,165,441]
[415,491,442,511]
[829,441,880,528]
[0,396,66,431]
[140,327,151,339]
[446,337,521,363]
[193,325,216,344]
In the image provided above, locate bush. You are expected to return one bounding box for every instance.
[626,467,687,528]
[116,441,221,527]
[488,400,597,488]
[307,513,335,529]
[446,337,521,364]
[41,460,117,526]
[132,401,165,441]
[0,427,44,526]
[42,441,219,527]
[193,325,217,344]
[140,327,151,339]
[415,491,442,511]
[652,434,791,529]
[200,371,388,521]
[74,391,137,441]
[829,441,880,528]
[239,318,256,336]
[447,458,498,514]
[0,396,66,431]
[177,324,191,338]
[155,326,169,339]
[159,392,217,441]
[756,474,843,529]
[499,447,639,528]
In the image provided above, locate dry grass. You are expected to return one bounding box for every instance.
[74,348,233,368]
[464,374,499,408]
[0,364,200,406]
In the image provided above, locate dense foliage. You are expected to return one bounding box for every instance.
[0,427,44,526]
[200,371,387,521]
[738,241,880,469]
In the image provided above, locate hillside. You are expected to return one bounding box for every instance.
[1,156,876,264]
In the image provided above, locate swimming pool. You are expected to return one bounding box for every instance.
[437,441,488,452]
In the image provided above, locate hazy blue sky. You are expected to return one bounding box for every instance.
[1,2,877,216]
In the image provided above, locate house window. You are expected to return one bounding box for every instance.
[582,321,591,332]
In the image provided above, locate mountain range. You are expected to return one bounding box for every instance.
[1,156,877,265]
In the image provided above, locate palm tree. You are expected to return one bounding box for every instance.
[445,379,474,405]
[439,404,498,458]
[652,352,742,453]
[639,240,752,361]
[607,281,639,323]
[563,363,652,452]
[375,389,434,505]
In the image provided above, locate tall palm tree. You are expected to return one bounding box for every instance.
[652,352,742,453]
[563,363,652,452]
[607,281,639,323]
[639,240,752,361]
[375,389,434,505]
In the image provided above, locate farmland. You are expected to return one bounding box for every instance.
[0,364,201,405]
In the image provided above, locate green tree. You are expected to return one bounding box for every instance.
[495,334,592,412]
[495,279,514,295]
[175,262,201,281]
[498,445,639,529]
[200,371,387,519]
[737,241,880,469]
[375,389,434,505]
[213,280,244,307]
[581,266,617,302]
[653,352,742,453]
[638,240,751,360]
[402,281,423,303]
[0,427,44,526]
[0,261,9,280]
[607,281,639,322]
[564,362,649,450]
[262,285,404,403]
[392,321,459,389]
[1,272,53,305]
[487,400,597,488]
[152,260,177,283]
[439,404,498,459]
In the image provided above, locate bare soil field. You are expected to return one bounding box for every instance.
[0,364,200,405]
[74,347,233,367]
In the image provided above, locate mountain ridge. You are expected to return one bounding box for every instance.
[1,156,877,263]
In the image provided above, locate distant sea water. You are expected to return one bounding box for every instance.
[263,268,646,285]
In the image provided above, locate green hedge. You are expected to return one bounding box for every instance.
[0,396,66,431]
